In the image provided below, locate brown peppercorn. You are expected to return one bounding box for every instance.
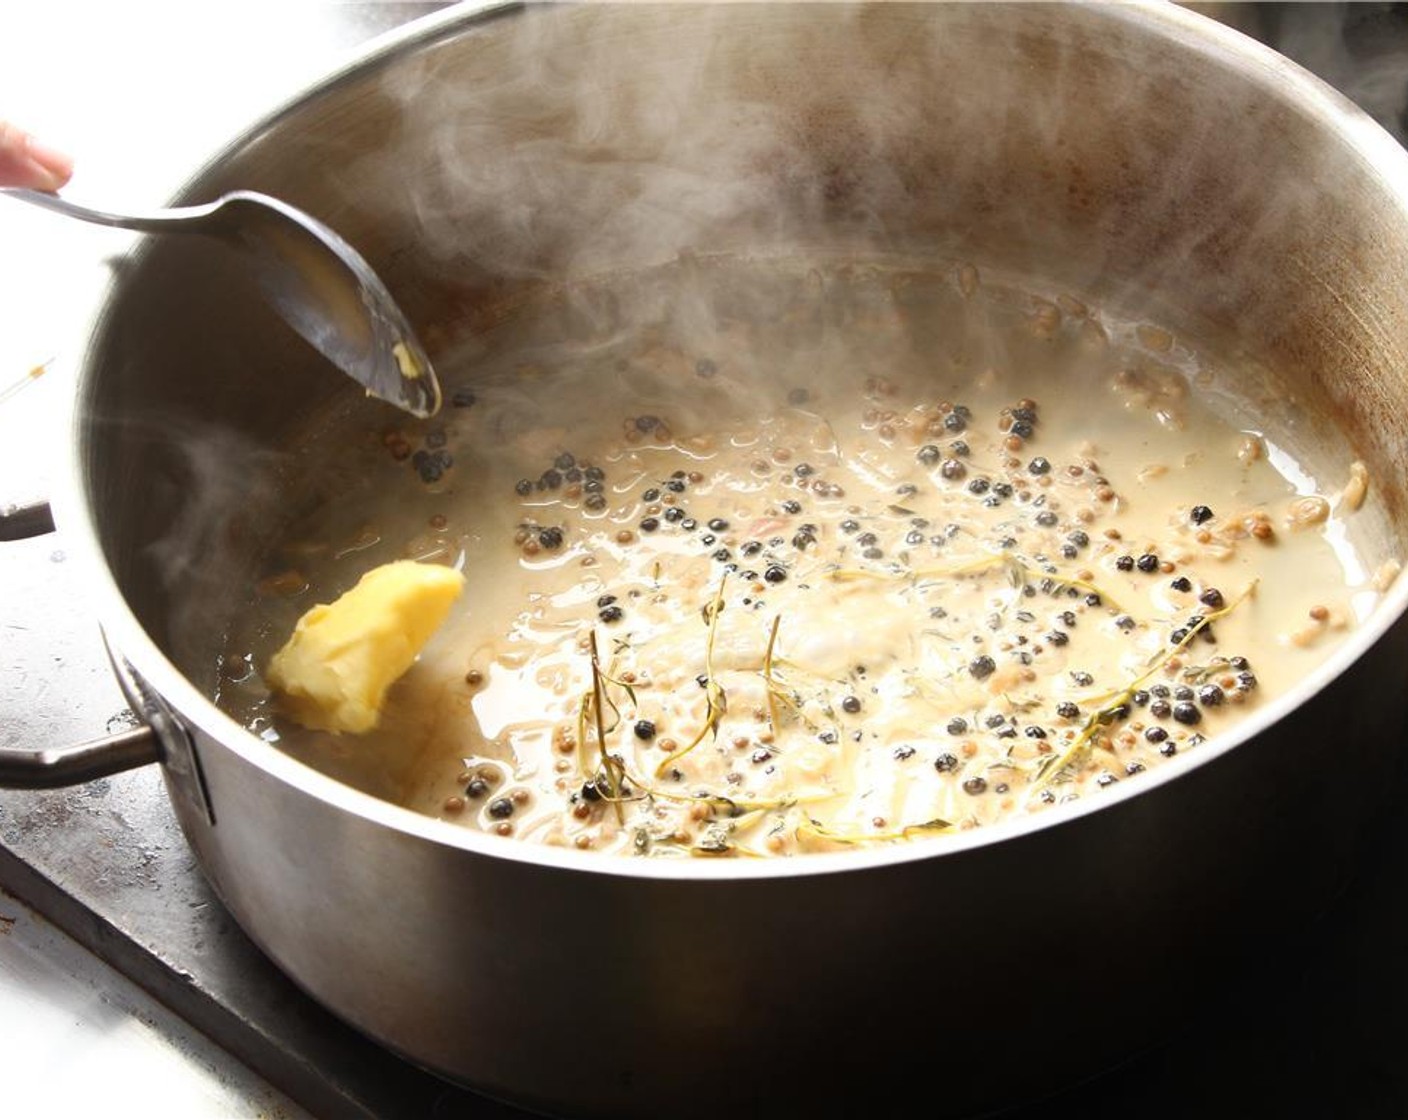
[443,796,466,814]
[1309,605,1330,621]
[465,669,484,687]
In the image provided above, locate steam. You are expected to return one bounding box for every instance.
[122,3,1408,697]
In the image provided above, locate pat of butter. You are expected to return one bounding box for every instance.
[266,560,465,734]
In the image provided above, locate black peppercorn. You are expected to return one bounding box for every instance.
[487,797,515,819]
[1172,702,1201,725]
[1198,684,1225,707]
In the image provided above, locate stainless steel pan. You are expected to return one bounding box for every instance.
[7,4,1408,1115]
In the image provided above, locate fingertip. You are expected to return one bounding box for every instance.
[23,135,74,191]
[0,121,73,191]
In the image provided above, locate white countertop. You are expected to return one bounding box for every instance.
[0,888,309,1118]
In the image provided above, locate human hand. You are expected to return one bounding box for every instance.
[0,121,73,191]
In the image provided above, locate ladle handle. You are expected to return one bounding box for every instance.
[0,186,224,235]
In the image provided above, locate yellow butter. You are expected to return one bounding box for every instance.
[266,560,465,734]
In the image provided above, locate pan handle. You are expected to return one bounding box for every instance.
[0,499,55,541]
[0,497,170,792]
[0,726,161,788]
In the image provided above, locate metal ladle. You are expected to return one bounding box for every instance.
[0,187,440,417]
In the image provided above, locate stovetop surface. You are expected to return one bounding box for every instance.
[6,4,1408,1117]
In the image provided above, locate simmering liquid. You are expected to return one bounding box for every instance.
[217,259,1392,857]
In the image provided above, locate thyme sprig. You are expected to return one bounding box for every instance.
[761,614,796,737]
[587,631,627,823]
[798,815,953,846]
[828,551,1120,610]
[1031,580,1258,793]
[656,577,729,777]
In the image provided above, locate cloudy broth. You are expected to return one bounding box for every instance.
[217,258,1390,857]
